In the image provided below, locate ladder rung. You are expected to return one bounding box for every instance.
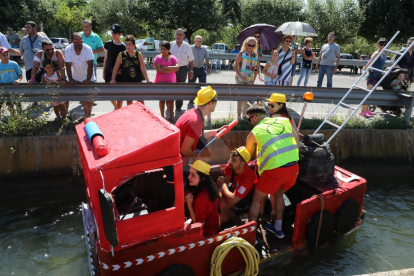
[325,121,340,128]
[354,85,371,93]
[384,49,400,55]
[370,67,385,74]
[339,102,356,110]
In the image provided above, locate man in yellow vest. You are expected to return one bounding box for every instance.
[245,103,299,238]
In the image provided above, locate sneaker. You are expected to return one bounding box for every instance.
[264,223,285,238]
[366,110,375,116]
[358,112,371,118]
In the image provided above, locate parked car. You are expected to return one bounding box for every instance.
[337,53,354,72]
[135,39,160,51]
[202,45,213,55]
[212,43,230,53]
[50,37,69,49]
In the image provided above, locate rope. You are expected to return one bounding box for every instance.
[311,194,325,248]
[210,236,260,276]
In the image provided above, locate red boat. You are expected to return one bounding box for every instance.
[76,103,366,276]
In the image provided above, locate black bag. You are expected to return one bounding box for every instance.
[303,62,312,69]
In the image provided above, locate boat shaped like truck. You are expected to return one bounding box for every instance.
[76,103,366,275]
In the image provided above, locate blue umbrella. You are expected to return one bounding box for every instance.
[237,24,284,52]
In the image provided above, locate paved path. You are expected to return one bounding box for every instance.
[19,67,413,121]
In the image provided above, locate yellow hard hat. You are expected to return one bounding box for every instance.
[194,86,217,106]
[235,146,251,163]
[266,93,286,103]
[189,160,210,175]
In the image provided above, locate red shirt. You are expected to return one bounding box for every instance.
[224,164,257,199]
[193,189,220,236]
[175,108,204,166]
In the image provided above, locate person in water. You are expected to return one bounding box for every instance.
[184,160,220,236]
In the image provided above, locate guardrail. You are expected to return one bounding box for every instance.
[11,51,394,68]
[2,83,413,123]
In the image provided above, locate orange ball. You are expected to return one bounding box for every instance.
[303,92,314,102]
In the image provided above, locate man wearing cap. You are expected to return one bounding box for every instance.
[6,28,21,49]
[144,31,155,66]
[0,32,20,55]
[245,103,299,239]
[103,24,126,110]
[218,147,257,226]
[164,86,231,184]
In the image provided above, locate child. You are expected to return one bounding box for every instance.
[262,49,279,85]
[103,24,126,110]
[391,72,405,91]
[184,160,220,236]
[41,59,67,120]
[110,35,152,106]
[0,46,23,116]
[154,41,179,122]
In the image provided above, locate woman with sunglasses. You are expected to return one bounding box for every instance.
[360,38,388,118]
[267,93,300,145]
[275,35,296,86]
[234,37,263,120]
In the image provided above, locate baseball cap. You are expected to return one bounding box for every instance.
[0,47,9,54]
[111,24,122,34]
[7,27,13,30]
[149,31,153,35]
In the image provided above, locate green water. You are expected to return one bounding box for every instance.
[1,174,413,275]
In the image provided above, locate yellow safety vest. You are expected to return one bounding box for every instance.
[252,117,299,175]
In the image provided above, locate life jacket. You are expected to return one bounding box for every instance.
[252,117,299,175]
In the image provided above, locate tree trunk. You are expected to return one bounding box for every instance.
[185,29,193,43]
[68,23,72,40]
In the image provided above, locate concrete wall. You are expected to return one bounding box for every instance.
[1,129,414,180]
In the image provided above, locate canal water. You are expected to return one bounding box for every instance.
[1,172,413,275]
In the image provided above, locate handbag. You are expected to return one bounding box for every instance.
[303,62,312,69]
[278,48,291,74]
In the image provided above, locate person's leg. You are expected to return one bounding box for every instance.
[317,65,326,87]
[159,100,165,118]
[326,65,334,87]
[60,104,67,119]
[175,66,187,112]
[168,101,174,119]
[297,63,306,86]
[304,68,311,87]
[274,188,286,230]
[199,69,207,83]
[81,102,89,118]
[242,101,247,117]
[53,105,60,119]
[248,188,268,222]
[219,198,242,226]
[290,63,296,86]
[117,101,123,109]
[111,100,117,109]
[93,64,97,81]
[88,101,93,117]
[127,100,133,105]
[237,101,242,118]
[137,100,144,105]
[252,70,258,85]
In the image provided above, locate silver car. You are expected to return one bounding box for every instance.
[50,37,69,49]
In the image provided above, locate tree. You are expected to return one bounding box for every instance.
[54,2,90,39]
[359,0,414,43]
[240,0,304,29]
[305,0,365,48]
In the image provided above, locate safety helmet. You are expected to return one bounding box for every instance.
[194,86,217,106]
[266,93,286,103]
[235,146,251,163]
[189,160,210,175]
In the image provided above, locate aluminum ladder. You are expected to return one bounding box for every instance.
[312,31,414,146]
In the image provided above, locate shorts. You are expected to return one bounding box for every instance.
[291,63,297,76]
[235,198,252,214]
[256,163,299,194]
[367,77,378,86]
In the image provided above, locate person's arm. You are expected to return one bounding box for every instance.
[245,132,257,159]
[185,193,196,222]
[139,53,152,83]
[256,58,263,82]
[155,62,172,73]
[8,48,20,55]
[84,60,93,84]
[56,51,67,87]
[57,71,62,81]
[13,73,23,85]
[290,50,296,65]
[205,49,211,75]
[221,184,242,206]
[93,47,104,54]
[262,62,272,78]
[41,74,46,83]
[66,62,75,85]
[110,54,122,84]
[365,52,379,69]
[162,62,180,72]
[234,52,246,81]
[103,50,108,80]
[181,135,197,158]
[315,54,322,72]
[204,124,235,138]
[188,60,194,79]
[334,53,340,73]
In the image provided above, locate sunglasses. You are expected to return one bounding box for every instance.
[44,48,55,52]
[378,42,387,46]
[285,40,292,43]
[254,36,260,38]
[247,44,255,47]
[248,115,256,123]
[268,103,275,108]
[73,40,83,43]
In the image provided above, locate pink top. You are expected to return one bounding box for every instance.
[154,54,178,83]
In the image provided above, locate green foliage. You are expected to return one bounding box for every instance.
[359,0,414,43]
[240,0,304,29]
[340,36,377,57]
[305,0,365,47]
[54,2,90,38]
[194,25,242,49]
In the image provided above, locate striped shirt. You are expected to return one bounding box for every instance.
[276,47,292,85]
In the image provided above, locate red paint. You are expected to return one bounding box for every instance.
[216,119,238,138]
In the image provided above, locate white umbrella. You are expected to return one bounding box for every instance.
[275,22,318,37]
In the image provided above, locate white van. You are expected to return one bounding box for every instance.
[135,40,161,51]
[212,43,230,53]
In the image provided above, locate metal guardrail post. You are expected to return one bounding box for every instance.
[403,96,414,125]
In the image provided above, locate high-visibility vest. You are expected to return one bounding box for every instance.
[252,117,299,175]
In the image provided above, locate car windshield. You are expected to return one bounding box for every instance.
[62,39,69,43]
[50,38,59,43]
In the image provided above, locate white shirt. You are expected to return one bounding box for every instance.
[65,44,95,82]
[0,32,11,49]
[170,41,194,67]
